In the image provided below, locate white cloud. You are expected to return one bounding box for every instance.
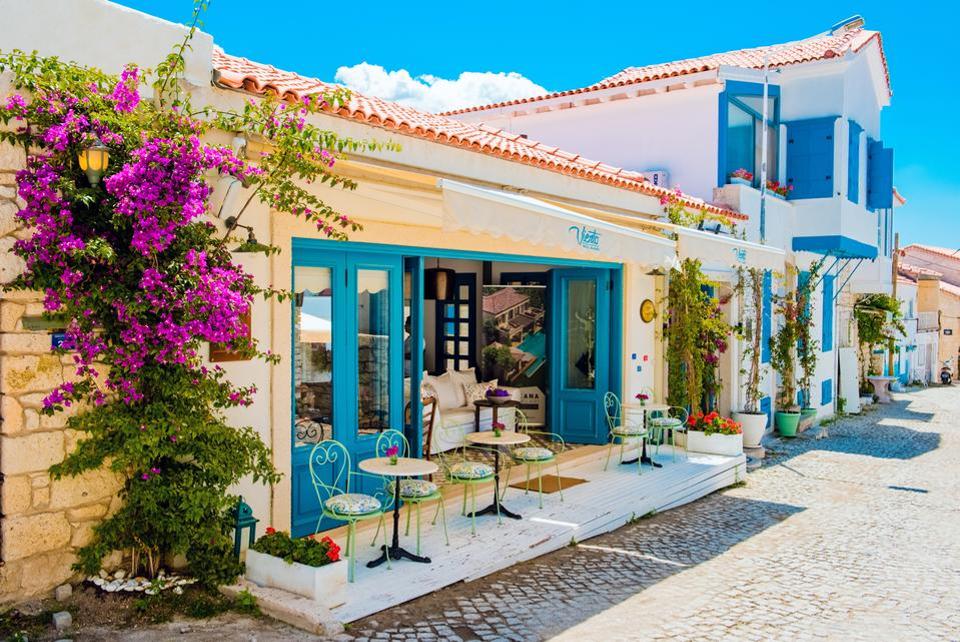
[334,62,548,113]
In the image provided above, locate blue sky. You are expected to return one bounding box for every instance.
[116,0,957,248]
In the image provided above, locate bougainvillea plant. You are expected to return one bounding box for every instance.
[733,266,765,414]
[666,258,732,412]
[0,6,390,585]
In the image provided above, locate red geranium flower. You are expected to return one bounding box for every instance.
[265,526,276,535]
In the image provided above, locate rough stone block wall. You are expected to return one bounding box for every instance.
[0,141,122,603]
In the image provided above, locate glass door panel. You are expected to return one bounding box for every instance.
[565,279,597,390]
[357,269,391,435]
[294,266,334,447]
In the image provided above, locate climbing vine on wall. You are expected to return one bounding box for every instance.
[0,3,393,585]
[666,259,731,411]
[796,262,821,408]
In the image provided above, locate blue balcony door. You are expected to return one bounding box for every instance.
[291,250,403,537]
[548,269,611,445]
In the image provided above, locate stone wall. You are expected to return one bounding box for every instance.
[0,141,123,603]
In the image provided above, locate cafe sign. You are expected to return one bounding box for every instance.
[569,225,601,252]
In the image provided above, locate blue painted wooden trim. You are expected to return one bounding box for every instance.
[500,271,549,286]
[784,117,836,200]
[847,120,862,204]
[761,271,772,364]
[821,378,833,405]
[405,256,424,457]
[292,237,621,269]
[724,80,781,97]
[760,396,772,428]
[717,90,728,188]
[792,235,878,259]
[822,274,835,352]
[610,267,624,403]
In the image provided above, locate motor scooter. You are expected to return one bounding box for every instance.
[940,360,953,385]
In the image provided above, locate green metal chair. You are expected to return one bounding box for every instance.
[508,409,566,509]
[603,391,648,475]
[308,439,389,583]
[434,426,496,534]
[369,429,448,555]
[647,406,689,462]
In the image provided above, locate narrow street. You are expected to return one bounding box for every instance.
[347,386,960,641]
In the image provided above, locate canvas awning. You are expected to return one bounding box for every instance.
[675,227,785,273]
[439,179,676,267]
[299,312,331,344]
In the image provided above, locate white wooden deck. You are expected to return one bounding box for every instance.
[326,444,746,623]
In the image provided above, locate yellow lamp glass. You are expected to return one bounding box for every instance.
[78,140,110,185]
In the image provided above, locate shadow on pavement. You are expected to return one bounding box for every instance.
[349,494,804,641]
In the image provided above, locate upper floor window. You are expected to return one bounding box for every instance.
[723,83,779,188]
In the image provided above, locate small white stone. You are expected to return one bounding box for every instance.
[54,584,72,602]
[52,610,73,632]
[173,586,183,595]
[98,569,108,579]
[113,570,126,580]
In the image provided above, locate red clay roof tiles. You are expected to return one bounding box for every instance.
[211,50,745,221]
[442,27,890,116]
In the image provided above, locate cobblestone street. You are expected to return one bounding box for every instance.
[345,386,960,641]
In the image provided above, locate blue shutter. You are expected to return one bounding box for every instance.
[760,396,772,428]
[785,117,835,199]
[821,379,833,405]
[847,121,862,203]
[867,139,894,210]
[761,271,772,363]
[822,275,834,351]
[797,271,810,351]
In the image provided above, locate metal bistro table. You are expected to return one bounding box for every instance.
[465,429,530,520]
[867,375,898,404]
[359,456,439,567]
[621,402,670,469]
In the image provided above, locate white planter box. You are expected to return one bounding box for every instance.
[245,549,347,606]
[686,430,743,457]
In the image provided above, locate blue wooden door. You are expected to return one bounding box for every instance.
[291,250,403,537]
[548,268,611,445]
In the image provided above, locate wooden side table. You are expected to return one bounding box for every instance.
[472,399,521,432]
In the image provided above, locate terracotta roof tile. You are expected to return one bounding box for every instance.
[904,245,960,264]
[899,262,943,278]
[211,50,745,221]
[442,27,890,116]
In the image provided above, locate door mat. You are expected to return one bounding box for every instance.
[508,474,587,494]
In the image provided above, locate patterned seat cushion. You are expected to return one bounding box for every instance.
[512,446,555,461]
[611,424,645,436]
[448,461,494,480]
[649,417,683,428]
[325,493,381,515]
[389,479,439,498]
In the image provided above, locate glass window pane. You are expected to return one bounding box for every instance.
[459,304,469,318]
[459,322,470,335]
[445,304,455,316]
[460,285,469,298]
[726,102,754,178]
[446,358,455,370]
[358,269,390,435]
[445,339,455,354]
[294,267,334,447]
[566,279,596,389]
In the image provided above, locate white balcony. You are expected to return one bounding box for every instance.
[918,311,940,332]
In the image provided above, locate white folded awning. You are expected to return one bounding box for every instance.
[439,179,675,267]
[676,227,785,272]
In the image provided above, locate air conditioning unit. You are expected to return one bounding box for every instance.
[646,169,670,189]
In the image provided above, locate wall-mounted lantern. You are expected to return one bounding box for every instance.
[78,138,110,186]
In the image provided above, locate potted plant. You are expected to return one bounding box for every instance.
[491,421,505,438]
[770,269,801,437]
[245,528,346,606]
[685,411,743,456]
[729,168,753,186]
[796,263,821,431]
[765,179,792,200]
[733,268,768,447]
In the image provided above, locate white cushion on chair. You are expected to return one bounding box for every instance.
[650,417,683,428]
[448,461,494,480]
[325,493,381,515]
[390,479,439,498]
[612,424,645,436]
[512,446,554,461]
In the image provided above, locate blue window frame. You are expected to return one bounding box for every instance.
[847,121,862,204]
[785,117,836,199]
[822,274,835,351]
[761,271,772,363]
[718,81,780,188]
[867,138,894,211]
[821,378,833,405]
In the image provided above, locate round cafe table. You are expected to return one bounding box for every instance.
[465,430,530,520]
[359,456,439,567]
[867,375,898,404]
[622,403,670,468]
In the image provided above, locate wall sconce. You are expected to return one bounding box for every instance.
[78,138,110,186]
[224,216,269,253]
[424,259,455,301]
